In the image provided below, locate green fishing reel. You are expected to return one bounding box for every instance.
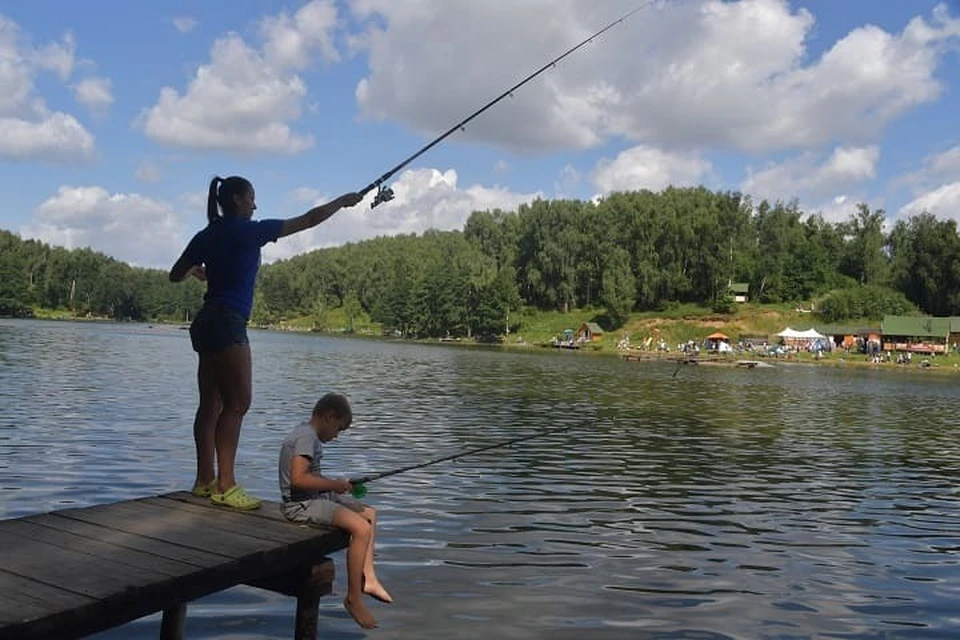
[351,482,368,499]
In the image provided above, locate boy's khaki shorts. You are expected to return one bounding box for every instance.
[281,493,364,525]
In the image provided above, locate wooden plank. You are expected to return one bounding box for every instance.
[0,571,93,626]
[89,500,317,546]
[158,493,344,543]
[134,498,324,545]
[56,503,279,558]
[22,514,228,567]
[164,491,298,524]
[162,492,337,532]
[0,571,91,613]
[0,592,55,627]
[61,498,345,568]
[0,530,170,600]
[0,520,196,578]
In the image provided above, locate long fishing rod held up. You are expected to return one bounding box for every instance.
[358,2,654,209]
[348,425,575,498]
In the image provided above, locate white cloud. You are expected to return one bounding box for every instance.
[179,191,207,210]
[741,146,879,204]
[896,144,960,191]
[288,187,325,204]
[0,15,94,162]
[0,115,95,162]
[592,145,712,194]
[262,167,541,262]
[30,31,75,80]
[555,164,581,197]
[135,161,162,183]
[895,144,960,220]
[925,146,960,176]
[73,76,113,114]
[260,0,340,69]
[20,187,184,269]
[811,194,868,223]
[172,16,198,34]
[899,182,960,219]
[351,1,960,154]
[139,1,340,154]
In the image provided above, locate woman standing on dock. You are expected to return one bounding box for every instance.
[169,176,362,509]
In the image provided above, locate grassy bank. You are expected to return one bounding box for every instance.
[262,302,849,352]
[13,302,960,373]
[505,302,841,352]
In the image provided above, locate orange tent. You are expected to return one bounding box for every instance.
[706,332,729,341]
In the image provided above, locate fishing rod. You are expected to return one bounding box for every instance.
[357,2,654,209]
[348,425,575,498]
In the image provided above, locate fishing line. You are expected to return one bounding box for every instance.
[348,424,576,498]
[357,2,656,208]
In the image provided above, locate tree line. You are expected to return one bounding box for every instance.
[2,186,957,335]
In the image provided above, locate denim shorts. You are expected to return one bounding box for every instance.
[189,301,249,354]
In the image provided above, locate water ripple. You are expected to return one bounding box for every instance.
[2,319,959,639]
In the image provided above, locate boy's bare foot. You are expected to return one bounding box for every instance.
[363,579,393,604]
[344,596,378,629]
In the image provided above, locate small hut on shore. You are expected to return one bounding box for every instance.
[578,322,604,343]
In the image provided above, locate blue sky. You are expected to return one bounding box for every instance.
[1,0,959,269]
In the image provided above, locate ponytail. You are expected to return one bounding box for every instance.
[206,175,253,222]
[207,176,223,223]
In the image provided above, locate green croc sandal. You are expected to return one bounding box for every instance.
[211,485,262,510]
[191,480,216,498]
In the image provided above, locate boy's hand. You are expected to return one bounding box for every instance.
[334,479,353,494]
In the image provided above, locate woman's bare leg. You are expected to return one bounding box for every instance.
[193,353,222,487]
[210,343,252,493]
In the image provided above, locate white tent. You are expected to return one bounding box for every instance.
[776,327,805,338]
[777,327,826,339]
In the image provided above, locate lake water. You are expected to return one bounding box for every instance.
[1,319,959,639]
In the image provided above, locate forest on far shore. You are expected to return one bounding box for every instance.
[2,186,956,338]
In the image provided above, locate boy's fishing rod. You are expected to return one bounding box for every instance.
[357,2,654,209]
[348,425,575,498]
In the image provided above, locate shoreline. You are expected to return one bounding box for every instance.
[7,314,960,376]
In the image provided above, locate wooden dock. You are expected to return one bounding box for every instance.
[0,491,348,640]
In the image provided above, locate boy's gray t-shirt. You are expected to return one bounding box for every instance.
[279,421,324,502]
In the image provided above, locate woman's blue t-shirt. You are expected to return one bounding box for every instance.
[183,217,284,319]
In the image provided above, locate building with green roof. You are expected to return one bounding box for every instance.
[727,282,749,303]
[881,315,950,354]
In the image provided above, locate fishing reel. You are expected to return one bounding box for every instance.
[371,184,395,209]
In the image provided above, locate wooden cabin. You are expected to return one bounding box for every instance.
[577,322,604,343]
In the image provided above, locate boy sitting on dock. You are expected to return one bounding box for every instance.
[278,392,392,629]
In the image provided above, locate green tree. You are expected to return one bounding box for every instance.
[839,204,888,286]
[342,289,362,332]
[600,247,635,327]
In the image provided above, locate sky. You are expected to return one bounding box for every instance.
[1,0,959,270]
